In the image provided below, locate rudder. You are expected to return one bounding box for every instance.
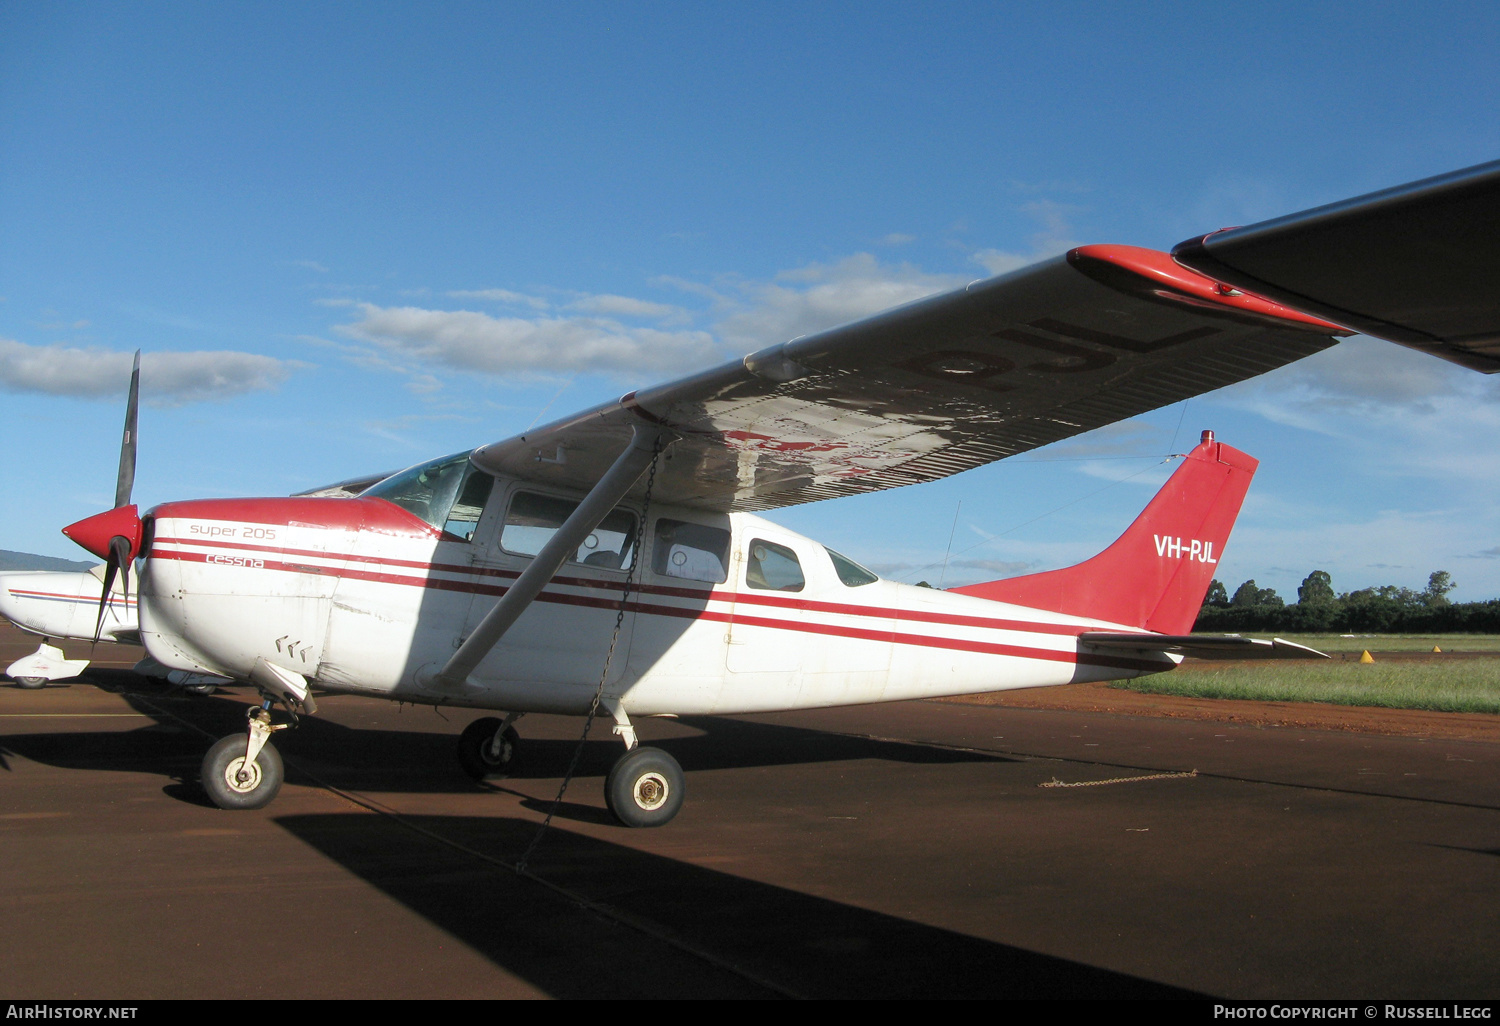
[950,430,1257,634]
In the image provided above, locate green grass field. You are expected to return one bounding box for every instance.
[1114,656,1500,714]
[1261,633,1500,653]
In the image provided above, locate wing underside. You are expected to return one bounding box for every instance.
[1173,158,1500,372]
[473,246,1346,512]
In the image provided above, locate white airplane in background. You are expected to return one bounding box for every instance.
[24,160,1500,826]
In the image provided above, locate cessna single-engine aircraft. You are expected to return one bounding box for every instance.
[38,159,1500,825]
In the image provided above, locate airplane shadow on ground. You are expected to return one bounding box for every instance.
[1,670,1019,807]
[274,811,1202,999]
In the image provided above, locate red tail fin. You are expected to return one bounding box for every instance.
[950,431,1257,634]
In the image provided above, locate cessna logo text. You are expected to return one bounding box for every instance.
[1154,535,1217,563]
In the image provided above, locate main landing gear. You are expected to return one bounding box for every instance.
[458,705,686,827]
[201,701,289,810]
[605,746,685,828]
[601,701,684,829]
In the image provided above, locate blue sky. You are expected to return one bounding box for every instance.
[4,2,1500,599]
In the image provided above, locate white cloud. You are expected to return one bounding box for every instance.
[446,288,550,311]
[870,557,1033,587]
[0,339,296,404]
[1232,336,1482,413]
[569,294,688,322]
[1025,420,1168,460]
[880,233,916,246]
[1074,459,1175,487]
[338,303,721,376]
[971,199,1081,276]
[714,253,965,351]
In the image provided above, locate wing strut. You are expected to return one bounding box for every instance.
[432,422,676,689]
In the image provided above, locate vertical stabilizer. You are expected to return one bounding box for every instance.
[951,431,1257,634]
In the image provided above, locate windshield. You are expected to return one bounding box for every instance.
[362,451,490,534]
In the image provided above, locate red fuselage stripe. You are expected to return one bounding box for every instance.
[148,546,1162,671]
[151,534,1094,636]
[7,589,136,607]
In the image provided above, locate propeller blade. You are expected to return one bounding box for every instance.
[114,350,140,510]
[94,548,120,643]
[93,535,134,643]
[110,534,132,609]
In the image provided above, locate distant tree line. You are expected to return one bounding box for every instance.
[1192,570,1500,632]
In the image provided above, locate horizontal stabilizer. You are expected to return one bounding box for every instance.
[1079,633,1329,661]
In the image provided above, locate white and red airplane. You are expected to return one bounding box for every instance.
[24,159,1500,825]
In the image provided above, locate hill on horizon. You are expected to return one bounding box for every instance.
[0,549,98,572]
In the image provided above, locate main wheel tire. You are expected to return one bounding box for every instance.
[605,746,685,828]
[201,734,284,810]
[14,676,48,689]
[181,682,217,696]
[456,717,520,780]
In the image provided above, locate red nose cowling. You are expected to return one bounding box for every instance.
[62,504,143,561]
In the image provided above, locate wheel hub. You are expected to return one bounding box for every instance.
[633,772,669,811]
[225,756,262,794]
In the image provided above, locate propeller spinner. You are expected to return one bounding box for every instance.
[61,350,142,641]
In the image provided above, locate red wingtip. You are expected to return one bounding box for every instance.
[62,505,142,561]
[1068,244,1354,335]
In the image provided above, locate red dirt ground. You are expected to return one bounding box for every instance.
[940,673,1500,742]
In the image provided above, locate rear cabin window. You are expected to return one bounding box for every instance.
[652,518,730,584]
[500,492,637,569]
[826,547,878,587]
[746,539,804,592]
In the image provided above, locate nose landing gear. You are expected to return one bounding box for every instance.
[201,702,288,810]
[456,712,524,780]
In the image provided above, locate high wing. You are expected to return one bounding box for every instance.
[1173,158,1500,373]
[472,246,1349,511]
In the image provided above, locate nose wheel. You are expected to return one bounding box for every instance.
[457,714,523,780]
[605,746,685,828]
[201,704,287,810]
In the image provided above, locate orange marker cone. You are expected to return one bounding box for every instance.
[1359,650,1375,664]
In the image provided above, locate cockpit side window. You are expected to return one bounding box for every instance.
[652,518,730,583]
[500,491,637,570]
[746,539,804,592]
[442,466,497,542]
[362,451,494,538]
